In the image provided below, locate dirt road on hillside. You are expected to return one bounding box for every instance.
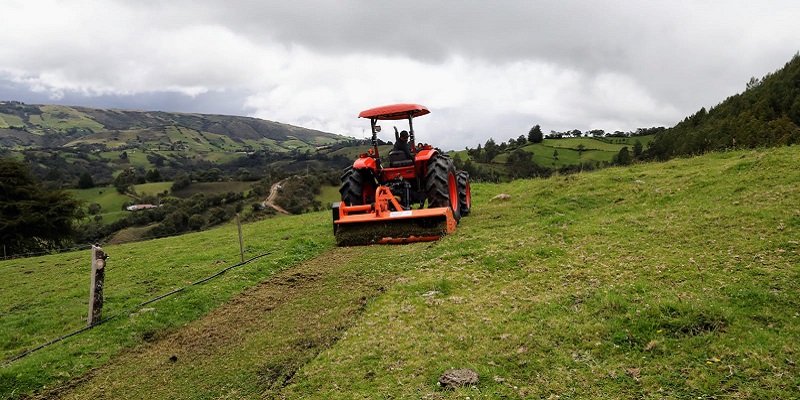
[40,247,393,399]
[264,180,290,215]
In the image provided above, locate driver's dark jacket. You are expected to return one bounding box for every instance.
[392,139,414,160]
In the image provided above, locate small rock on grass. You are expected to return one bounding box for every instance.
[489,194,511,202]
[438,368,479,388]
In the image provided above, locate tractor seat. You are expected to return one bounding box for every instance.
[388,150,414,167]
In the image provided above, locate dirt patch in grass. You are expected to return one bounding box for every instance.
[39,246,391,399]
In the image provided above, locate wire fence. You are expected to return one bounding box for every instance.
[1,250,275,366]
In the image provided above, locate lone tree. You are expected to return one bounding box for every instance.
[528,124,544,143]
[633,139,644,158]
[114,168,138,194]
[78,172,94,189]
[0,158,84,256]
[614,146,633,165]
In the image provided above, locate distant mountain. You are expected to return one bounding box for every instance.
[0,101,349,151]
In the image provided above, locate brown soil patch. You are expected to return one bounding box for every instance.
[41,246,390,399]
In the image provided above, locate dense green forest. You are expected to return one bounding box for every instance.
[0,158,84,256]
[0,155,347,257]
[647,52,800,159]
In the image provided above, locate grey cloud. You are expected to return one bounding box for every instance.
[2,0,799,151]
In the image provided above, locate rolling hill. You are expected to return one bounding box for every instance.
[0,101,360,191]
[3,145,799,398]
[0,101,348,152]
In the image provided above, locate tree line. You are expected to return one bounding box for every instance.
[0,155,344,257]
[646,52,800,160]
[459,124,654,182]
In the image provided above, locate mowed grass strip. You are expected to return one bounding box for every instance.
[45,245,410,399]
[0,212,335,397]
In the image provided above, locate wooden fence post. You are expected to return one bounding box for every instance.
[88,245,109,326]
[237,213,245,263]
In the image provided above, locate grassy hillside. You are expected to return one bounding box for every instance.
[69,181,259,227]
[70,186,132,224]
[133,182,173,197]
[533,136,654,167]
[453,136,653,173]
[2,146,800,398]
[0,101,353,190]
[169,181,255,198]
[317,184,342,207]
[0,101,347,152]
[1,214,334,396]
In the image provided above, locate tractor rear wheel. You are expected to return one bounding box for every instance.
[457,171,471,216]
[425,155,461,222]
[339,167,375,205]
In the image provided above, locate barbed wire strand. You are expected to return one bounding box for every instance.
[1,250,274,367]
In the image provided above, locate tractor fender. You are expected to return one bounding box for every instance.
[353,156,378,172]
[414,148,438,175]
[413,148,437,162]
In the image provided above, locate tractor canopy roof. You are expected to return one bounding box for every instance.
[358,103,429,120]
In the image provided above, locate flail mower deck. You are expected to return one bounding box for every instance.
[332,186,457,246]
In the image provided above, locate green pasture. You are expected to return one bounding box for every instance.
[317,184,342,207]
[545,137,632,151]
[170,181,255,198]
[455,136,653,170]
[3,146,799,398]
[69,186,132,224]
[0,113,25,128]
[35,105,105,132]
[133,182,173,197]
[1,214,333,397]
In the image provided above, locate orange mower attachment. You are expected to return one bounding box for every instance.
[332,186,457,246]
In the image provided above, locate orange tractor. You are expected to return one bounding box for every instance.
[332,103,471,245]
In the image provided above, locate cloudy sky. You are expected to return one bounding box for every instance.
[2,1,799,150]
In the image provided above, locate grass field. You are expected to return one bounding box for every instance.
[133,182,173,197]
[3,146,800,398]
[70,182,175,225]
[36,105,105,132]
[316,184,342,208]
[1,215,334,397]
[170,181,255,198]
[453,136,654,170]
[525,142,615,167]
[0,113,25,128]
[69,186,132,224]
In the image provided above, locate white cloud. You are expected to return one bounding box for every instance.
[1,0,799,150]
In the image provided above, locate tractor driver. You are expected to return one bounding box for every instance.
[393,130,414,160]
